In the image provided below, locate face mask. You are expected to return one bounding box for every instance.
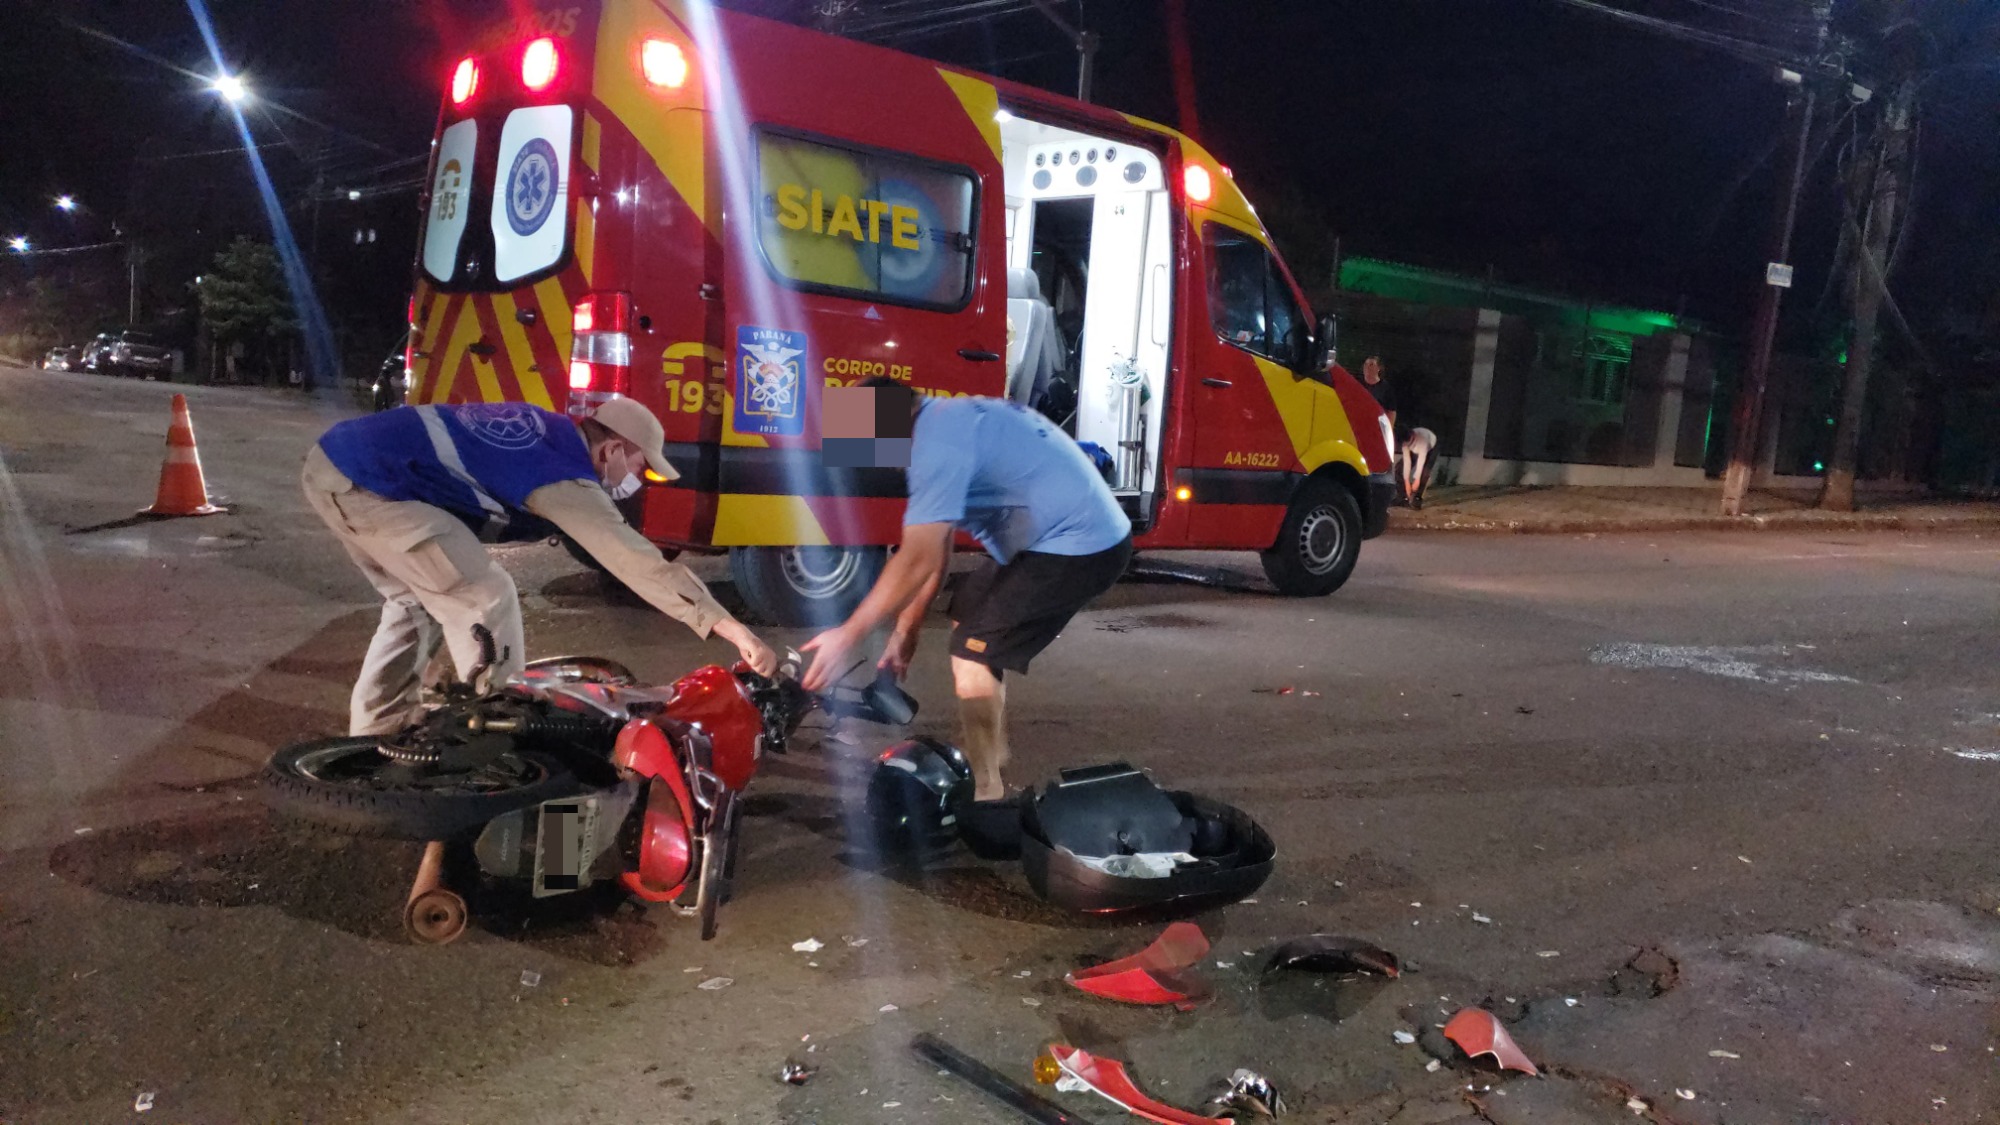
[606,472,642,501]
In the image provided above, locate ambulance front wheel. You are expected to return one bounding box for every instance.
[1261,477,1363,597]
[730,546,888,628]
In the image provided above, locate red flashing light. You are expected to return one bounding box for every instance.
[1183,165,1213,203]
[641,39,689,89]
[572,292,631,335]
[569,293,635,405]
[521,37,560,92]
[449,57,479,105]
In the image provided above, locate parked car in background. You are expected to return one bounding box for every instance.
[40,345,83,371]
[84,330,173,379]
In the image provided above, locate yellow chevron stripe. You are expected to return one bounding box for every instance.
[582,109,601,174]
[594,4,712,237]
[416,290,453,400]
[574,196,595,285]
[534,278,573,363]
[938,69,1002,163]
[491,292,554,410]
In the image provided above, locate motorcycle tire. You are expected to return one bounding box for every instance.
[695,793,739,941]
[261,736,586,840]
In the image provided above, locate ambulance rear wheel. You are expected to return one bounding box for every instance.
[730,545,886,628]
[1261,477,1362,597]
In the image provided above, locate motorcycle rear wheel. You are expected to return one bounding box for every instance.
[261,736,585,840]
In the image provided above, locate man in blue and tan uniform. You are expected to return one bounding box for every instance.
[302,395,775,736]
[802,383,1131,807]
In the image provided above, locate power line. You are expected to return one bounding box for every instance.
[1542,0,1799,65]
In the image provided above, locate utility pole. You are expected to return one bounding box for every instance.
[1718,75,1816,515]
[1719,0,1833,516]
[1026,0,1098,102]
[1820,80,1914,511]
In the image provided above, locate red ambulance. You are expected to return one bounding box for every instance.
[404,0,1395,624]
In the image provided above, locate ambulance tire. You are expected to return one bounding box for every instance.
[729,545,887,628]
[1261,476,1363,597]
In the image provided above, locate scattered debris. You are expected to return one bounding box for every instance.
[1425,1059,1442,1073]
[1067,922,1211,1010]
[780,1060,817,1086]
[520,970,542,988]
[134,1092,155,1113]
[880,1003,898,1012]
[73,827,93,836]
[1708,1049,1740,1059]
[1214,961,1235,970]
[1470,912,1492,925]
[1442,1008,1539,1076]
[1949,748,2000,762]
[910,1033,1082,1125]
[1626,1096,1648,1113]
[1536,951,1561,958]
[1515,706,1534,715]
[1676,1088,1696,1101]
[845,936,870,948]
[1737,855,1753,864]
[1564,998,1579,1007]
[1022,997,1042,1007]
[1016,969,1034,978]
[1203,1068,1285,1118]
[883,1102,901,1108]
[792,938,825,953]
[1930,1043,1949,1052]
[697,977,733,991]
[1393,1031,1418,1045]
[683,967,703,973]
[1045,1043,1219,1125]
[1261,935,1401,978]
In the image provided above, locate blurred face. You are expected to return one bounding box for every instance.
[1362,357,1382,382]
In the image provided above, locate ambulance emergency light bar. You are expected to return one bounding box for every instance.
[445,36,687,108]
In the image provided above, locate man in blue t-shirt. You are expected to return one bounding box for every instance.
[303,396,774,735]
[802,384,1132,804]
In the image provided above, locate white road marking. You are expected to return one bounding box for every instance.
[1590,643,1858,684]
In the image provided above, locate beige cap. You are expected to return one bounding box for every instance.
[588,394,680,481]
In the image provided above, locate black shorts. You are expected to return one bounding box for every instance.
[948,537,1133,675]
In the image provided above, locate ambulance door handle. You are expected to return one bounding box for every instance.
[1201,377,1233,388]
[958,348,1001,362]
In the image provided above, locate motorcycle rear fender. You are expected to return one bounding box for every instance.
[613,720,701,903]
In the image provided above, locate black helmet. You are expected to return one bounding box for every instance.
[866,738,973,856]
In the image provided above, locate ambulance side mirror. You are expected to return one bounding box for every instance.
[1310,314,1340,377]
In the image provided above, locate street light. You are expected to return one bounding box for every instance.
[7,237,27,253]
[55,195,76,212]
[212,73,249,103]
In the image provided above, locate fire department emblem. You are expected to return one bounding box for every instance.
[454,403,547,450]
[506,138,560,237]
[734,326,807,438]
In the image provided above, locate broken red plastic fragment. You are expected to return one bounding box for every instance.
[1048,1044,1230,1125]
[1066,922,1211,1011]
[1443,1008,1540,1075]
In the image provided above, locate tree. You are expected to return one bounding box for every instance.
[198,237,299,384]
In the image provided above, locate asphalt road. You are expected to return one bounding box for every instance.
[2,365,1996,1124]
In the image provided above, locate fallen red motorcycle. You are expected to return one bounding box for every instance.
[260,628,912,943]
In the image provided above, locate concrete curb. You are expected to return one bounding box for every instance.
[1392,511,2000,535]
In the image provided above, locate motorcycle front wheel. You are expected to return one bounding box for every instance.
[261,737,585,840]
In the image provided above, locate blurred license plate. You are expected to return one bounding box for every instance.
[531,798,600,897]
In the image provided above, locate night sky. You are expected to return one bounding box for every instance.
[2,0,1995,344]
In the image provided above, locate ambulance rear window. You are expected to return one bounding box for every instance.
[754,131,977,311]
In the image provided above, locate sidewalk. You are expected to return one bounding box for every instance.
[1391,484,2000,533]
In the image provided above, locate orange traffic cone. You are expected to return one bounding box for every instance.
[142,394,226,516]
